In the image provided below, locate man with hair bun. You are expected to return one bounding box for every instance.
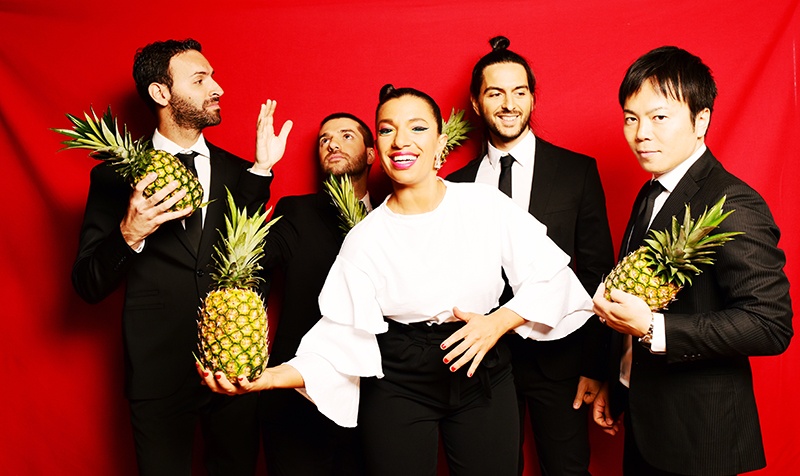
[448,35,615,476]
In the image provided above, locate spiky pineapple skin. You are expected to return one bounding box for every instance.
[198,287,268,381]
[138,150,203,212]
[604,246,681,311]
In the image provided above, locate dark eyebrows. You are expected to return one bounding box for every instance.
[483,85,529,94]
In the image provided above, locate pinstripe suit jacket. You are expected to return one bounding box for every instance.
[620,148,793,475]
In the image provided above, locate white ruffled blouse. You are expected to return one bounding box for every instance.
[287,180,594,427]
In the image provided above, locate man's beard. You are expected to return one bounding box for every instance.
[323,151,369,178]
[169,93,221,130]
[484,108,531,144]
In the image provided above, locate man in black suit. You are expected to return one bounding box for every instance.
[592,46,793,475]
[259,112,374,476]
[447,36,614,476]
[71,38,291,475]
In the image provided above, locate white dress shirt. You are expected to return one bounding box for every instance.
[475,130,536,210]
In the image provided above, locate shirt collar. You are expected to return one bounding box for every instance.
[151,129,210,158]
[653,144,706,193]
[486,129,536,169]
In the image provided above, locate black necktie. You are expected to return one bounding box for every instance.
[175,151,202,251]
[625,180,664,254]
[498,154,514,197]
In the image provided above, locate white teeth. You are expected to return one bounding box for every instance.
[392,156,415,162]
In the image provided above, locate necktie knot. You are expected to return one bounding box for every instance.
[645,179,664,202]
[625,180,664,253]
[176,151,199,174]
[500,154,514,170]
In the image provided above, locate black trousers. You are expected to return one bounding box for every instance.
[129,373,259,476]
[512,359,590,476]
[260,388,365,476]
[358,320,519,476]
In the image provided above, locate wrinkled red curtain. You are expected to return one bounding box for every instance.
[2,1,798,474]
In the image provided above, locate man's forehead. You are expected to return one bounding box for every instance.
[169,50,212,76]
[319,118,362,137]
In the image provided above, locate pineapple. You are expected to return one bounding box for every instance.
[53,106,203,212]
[441,108,473,159]
[604,196,743,311]
[196,189,280,381]
[324,173,367,235]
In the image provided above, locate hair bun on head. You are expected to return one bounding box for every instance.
[489,36,510,51]
[379,84,396,101]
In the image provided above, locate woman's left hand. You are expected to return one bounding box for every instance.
[440,307,524,377]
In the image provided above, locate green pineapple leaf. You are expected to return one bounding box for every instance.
[441,108,473,158]
[324,173,367,235]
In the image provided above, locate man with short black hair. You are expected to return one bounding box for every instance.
[592,45,793,475]
[72,38,290,475]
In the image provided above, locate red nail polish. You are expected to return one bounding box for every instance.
[215,374,222,380]
[237,376,244,381]
[203,371,209,377]
[443,358,449,364]
[450,366,456,372]
[440,343,446,349]
[467,372,473,378]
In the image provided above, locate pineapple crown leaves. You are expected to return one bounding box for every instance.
[210,188,281,290]
[52,105,152,180]
[324,173,367,235]
[643,195,744,286]
[440,108,473,158]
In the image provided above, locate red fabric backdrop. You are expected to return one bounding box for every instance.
[1,1,798,474]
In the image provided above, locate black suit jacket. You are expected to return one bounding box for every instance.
[262,192,345,366]
[447,136,615,381]
[72,142,272,399]
[619,149,793,475]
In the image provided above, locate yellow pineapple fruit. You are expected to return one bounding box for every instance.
[196,189,280,381]
[605,196,742,310]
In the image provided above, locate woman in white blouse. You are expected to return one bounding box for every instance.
[199,85,594,475]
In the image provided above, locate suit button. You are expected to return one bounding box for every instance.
[196,269,205,277]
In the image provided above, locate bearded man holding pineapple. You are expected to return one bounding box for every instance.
[71,38,291,475]
[591,46,793,475]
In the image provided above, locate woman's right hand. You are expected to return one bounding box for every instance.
[196,362,304,395]
[196,362,275,395]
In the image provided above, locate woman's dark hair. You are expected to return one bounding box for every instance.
[132,38,202,112]
[469,36,536,99]
[376,84,442,134]
[619,46,717,127]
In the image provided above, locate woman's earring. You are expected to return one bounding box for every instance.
[434,153,445,170]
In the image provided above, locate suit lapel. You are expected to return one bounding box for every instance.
[649,149,716,234]
[528,138,559,219]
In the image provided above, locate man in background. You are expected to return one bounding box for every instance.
[448,35,615,476]
[259,112,374,475]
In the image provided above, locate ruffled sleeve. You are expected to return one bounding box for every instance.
[286,256,386,427]
[497,193,595,340]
